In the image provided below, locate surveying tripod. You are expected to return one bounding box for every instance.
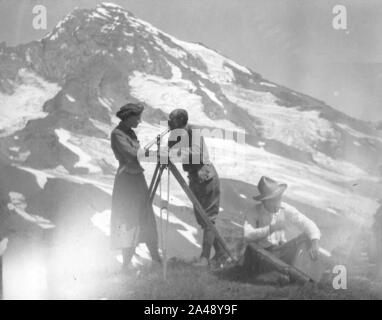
[145,131,235,263]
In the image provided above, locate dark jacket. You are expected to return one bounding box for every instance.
[168,125,220,218]
[168,125,215,179]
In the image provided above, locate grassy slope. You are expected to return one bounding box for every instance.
[70,260,382,300]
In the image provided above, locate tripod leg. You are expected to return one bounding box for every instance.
[168,161,235,262]
[148,162,161,194]
[148,162,161,200]
[149,164,167,204]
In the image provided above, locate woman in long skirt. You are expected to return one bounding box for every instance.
[110,102,161,271]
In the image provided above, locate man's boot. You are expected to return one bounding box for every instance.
[193,228,214,268]
[146,241,162,264]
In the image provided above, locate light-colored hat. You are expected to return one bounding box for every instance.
[253,176,287,201]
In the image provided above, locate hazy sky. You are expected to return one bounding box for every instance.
[0,0,381,121]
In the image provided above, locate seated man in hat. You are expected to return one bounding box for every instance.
[242,176,322,281]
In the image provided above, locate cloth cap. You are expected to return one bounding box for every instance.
[116,102,144,120]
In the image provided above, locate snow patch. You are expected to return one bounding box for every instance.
[129,71,240,130]
[141,47,153,64]
[65,94,76,102]
[9,146,20,152]
[96,7,113,18]
[100,2,123,10]
[199,83,224,108]
[131,17,160,35]
[337,123,382,143]
[49,32,60,41]
[55,128,102,173]
[170,39,250,83]
[153,206,201,249]
[231,221,244,229]
[91,209,111,236]
[98,96,113,112]
[353,141,361,147]
[89,118,111,135]
[0,69,61,137]
[125,46,134,54]
[88,12,107,20]
[17,165,54,189]
[225,60,251,75]
[326,207,341,216]
[223,86,337,153]
[46,13,75,41]
[168,62,183,81]
[154,36,187,59]
[312,152,367,178]
[171,40,235,83]
[8,192,55,229]
[260,81,277,88]
[203,135,375,226]
[101,24,115,33]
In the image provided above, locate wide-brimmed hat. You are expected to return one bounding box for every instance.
[116,102,144,120]
[253,176,287,201]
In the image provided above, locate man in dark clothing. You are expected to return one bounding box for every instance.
[167,109,226,267]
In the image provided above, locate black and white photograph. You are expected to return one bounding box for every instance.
[0,0,382,303]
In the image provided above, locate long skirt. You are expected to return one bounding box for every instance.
[110,171,158,250]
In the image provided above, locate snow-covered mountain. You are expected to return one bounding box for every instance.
[0,2,381,298]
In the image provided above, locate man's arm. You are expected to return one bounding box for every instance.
[284,203,321,260]
[243,207,271,241]
[283,203,321,240]
[243,220,271,241]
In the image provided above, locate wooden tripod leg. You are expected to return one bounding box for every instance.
[149,164,167,204]
[148,162,161,201]
[168,161,236,262]
[248,243,313,283]
[148,162,161,193]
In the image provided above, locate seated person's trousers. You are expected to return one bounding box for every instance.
[242,233,311,275]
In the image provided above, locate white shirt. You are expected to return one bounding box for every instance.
[243,202,321,248]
